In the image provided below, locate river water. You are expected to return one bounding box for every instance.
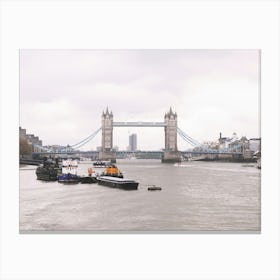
[20,159,261,232]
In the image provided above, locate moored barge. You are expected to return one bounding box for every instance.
[36,157,62,181]
[97,176,138,190]
[58,159,80,184]
[58,173,81,184]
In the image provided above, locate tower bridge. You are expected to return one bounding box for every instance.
[99,107,181,163]
[31,107,246,163]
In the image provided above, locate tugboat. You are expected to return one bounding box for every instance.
[97,176,139,190]
[80,167,98,184]
[36,157,62,181]
[100,164,123,178]
[58,159,80,184]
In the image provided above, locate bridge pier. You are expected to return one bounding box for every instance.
[162,151,182,163]
[98,151,117,163]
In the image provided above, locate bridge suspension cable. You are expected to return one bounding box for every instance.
[69,127,102,150]
[177,127,202,147]
[177,130,199,146]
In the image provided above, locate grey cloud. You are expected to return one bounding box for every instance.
[20,49,260,150]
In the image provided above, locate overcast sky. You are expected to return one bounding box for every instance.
[20,49,260,151]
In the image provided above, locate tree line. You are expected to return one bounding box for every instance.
[19,137,32,156]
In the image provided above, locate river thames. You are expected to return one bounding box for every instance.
[19,159,261,232]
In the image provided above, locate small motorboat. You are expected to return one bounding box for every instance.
[147,185,162,191]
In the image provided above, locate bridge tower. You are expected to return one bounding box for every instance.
[99,107,116,163]
[162,107,181,163]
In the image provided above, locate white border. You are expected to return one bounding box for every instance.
[1,1,279,280]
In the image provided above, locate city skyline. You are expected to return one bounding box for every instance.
[20,49,260,151]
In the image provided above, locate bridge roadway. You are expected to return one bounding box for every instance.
[183,151,242,155]
[33,150,164,156]
[33,150,242,156]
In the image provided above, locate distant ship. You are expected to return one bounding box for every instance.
[93,161,110,168]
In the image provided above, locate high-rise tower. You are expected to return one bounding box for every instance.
[129,134,137,151]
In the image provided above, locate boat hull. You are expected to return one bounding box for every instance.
[101,173,124,178]
[58,174,80,184]
[80,176,98,184]
[58,180,80,184]
[36,173,58,181]
[36,166,61,181]
[148,187,162,191]
[97,176,138,190]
